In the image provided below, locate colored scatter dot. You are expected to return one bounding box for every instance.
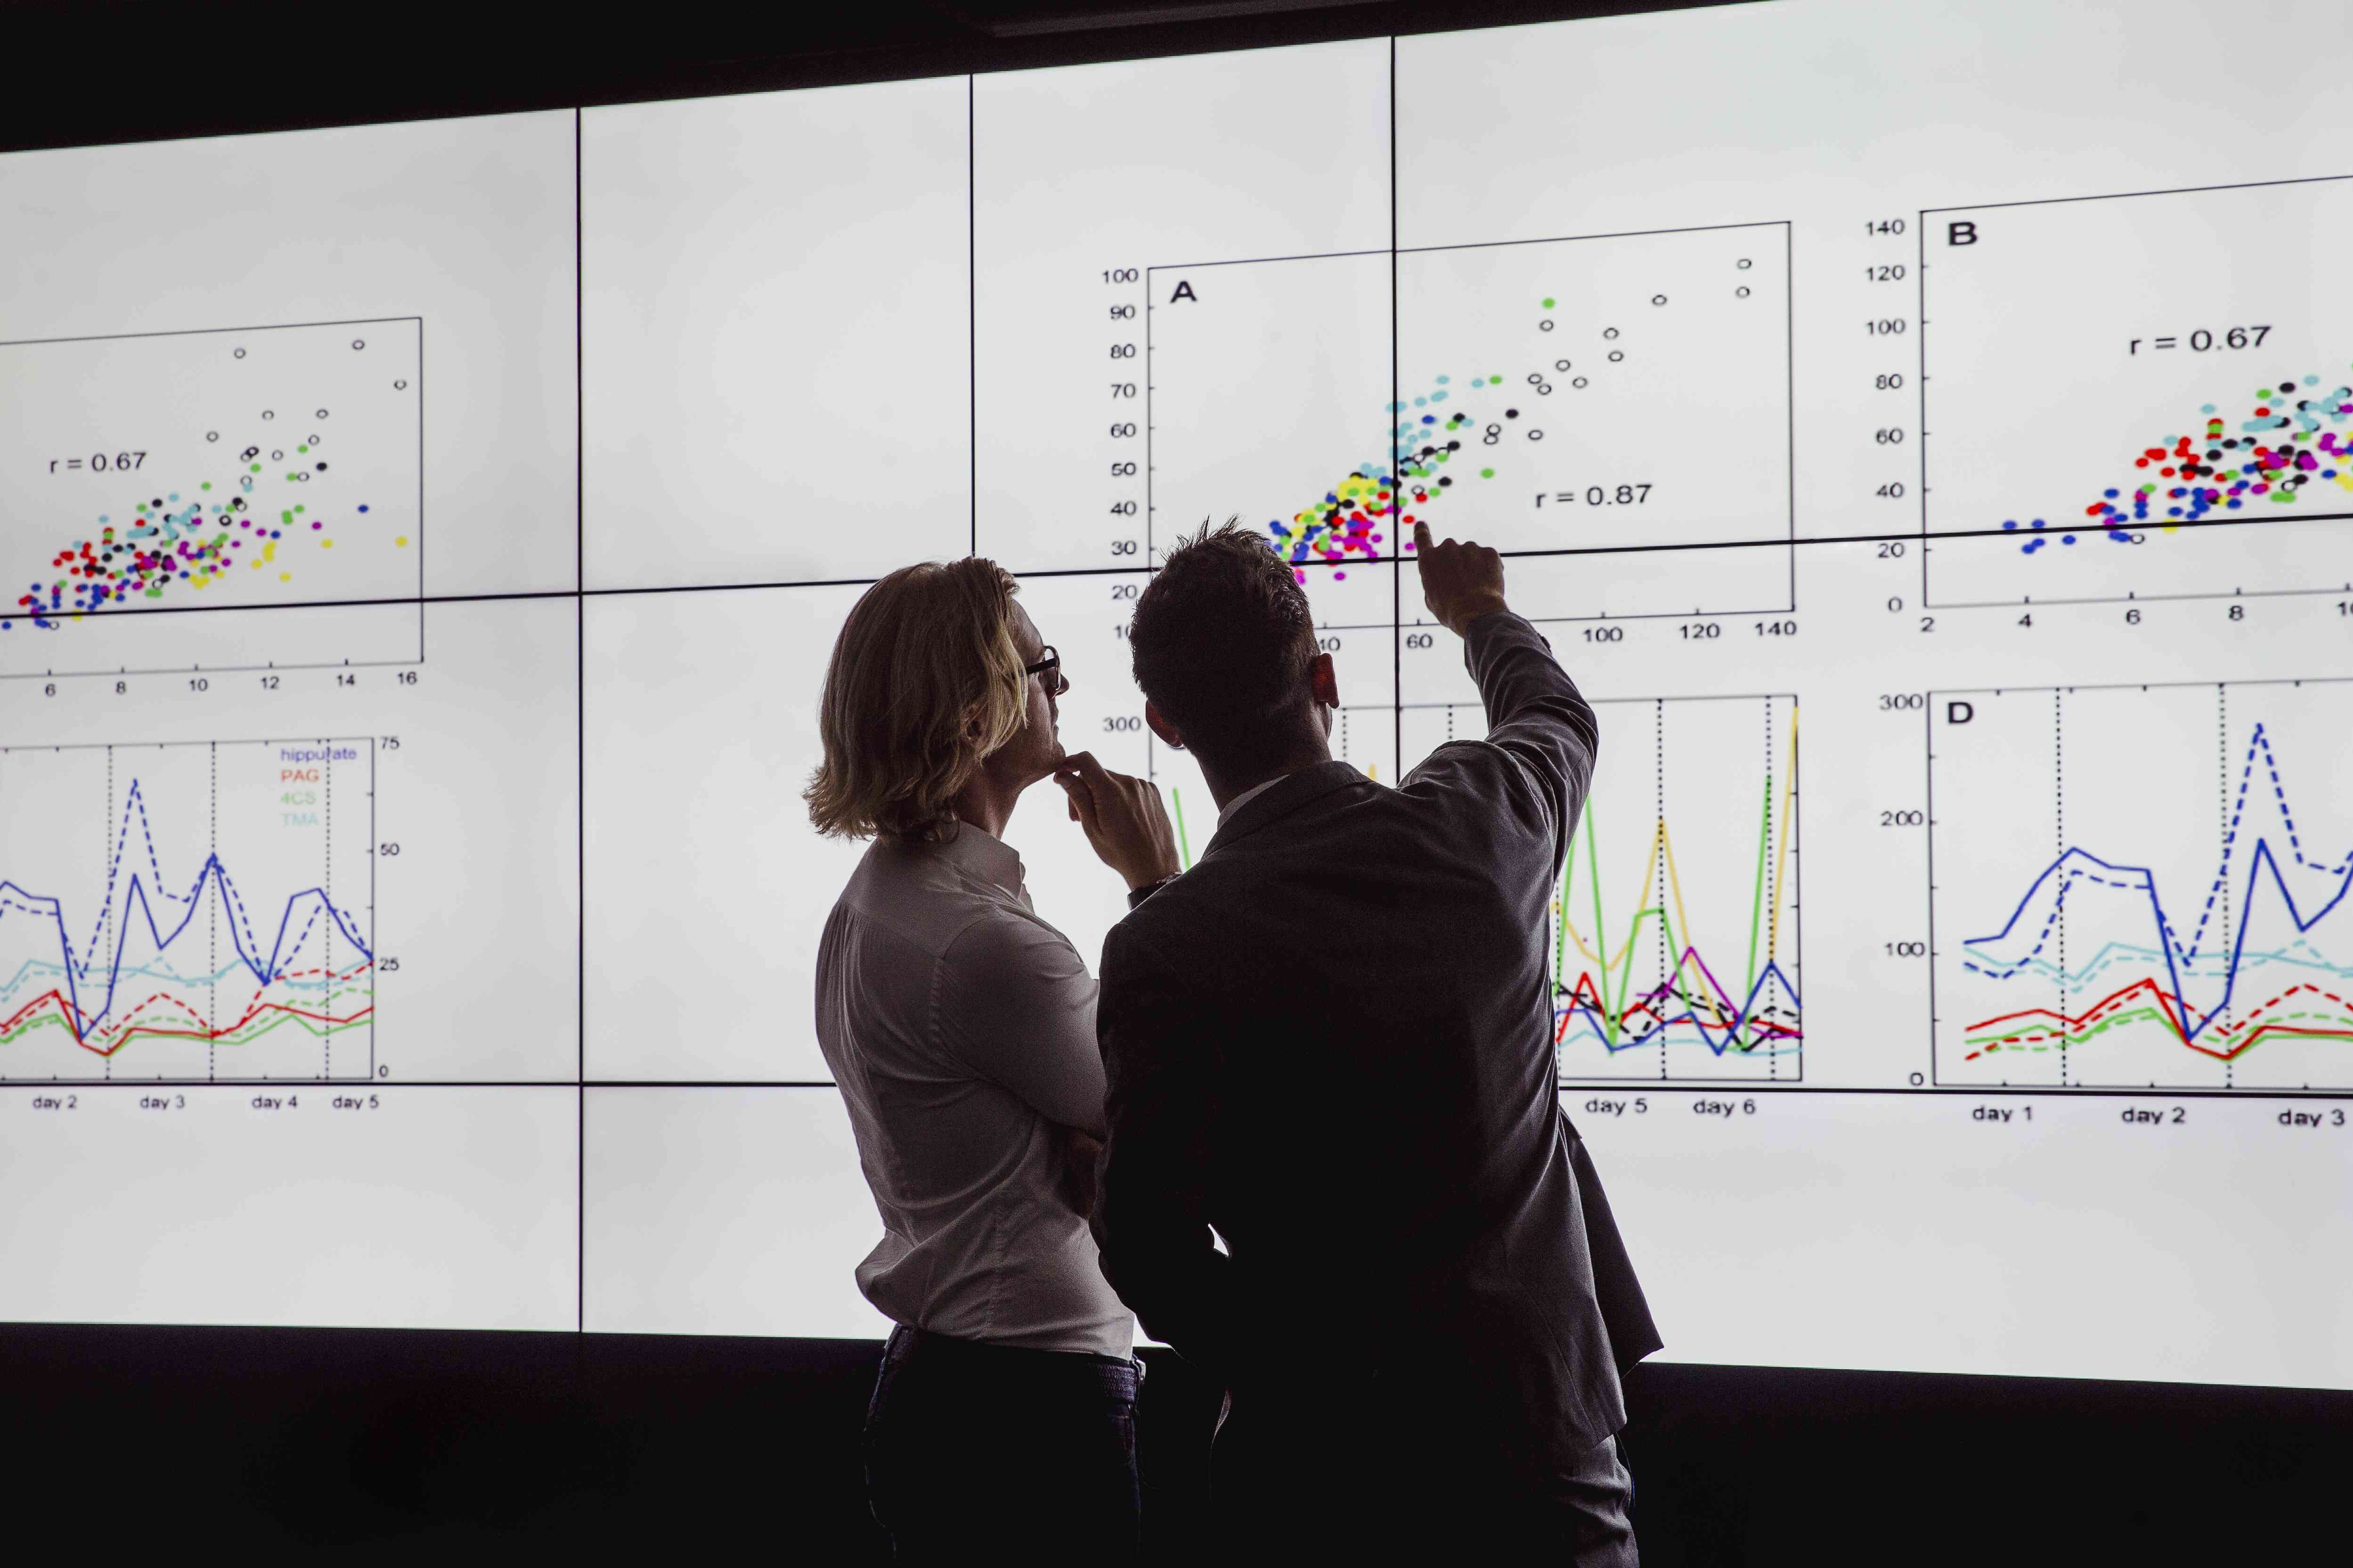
[395,535,409,546]
[1541,298,1555,309]
[251,464,261,473]
[2002,520,2018,530]
[1435,375,1449,385]
[1480,468,1494,479]
[280,572,292,581]
[322,539,333,548]
[201,483,211,491]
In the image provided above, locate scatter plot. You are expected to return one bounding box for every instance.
[1922,177,2353,607]
[0,320,423,676]
[1147,223,1792,621]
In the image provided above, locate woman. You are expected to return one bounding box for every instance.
[806,557,1179,1560]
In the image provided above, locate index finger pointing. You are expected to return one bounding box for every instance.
[1413,519,1433,553]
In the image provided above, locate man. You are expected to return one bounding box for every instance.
[1091,520,1661,1558]
[806,557,1179,1561]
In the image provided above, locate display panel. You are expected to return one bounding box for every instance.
[6,0,2353,1388]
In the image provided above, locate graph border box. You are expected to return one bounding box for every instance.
[1144,219,1797,620]
[0,317,426,678]
[1924,674,2353,1093]
[1916,175,2353,611]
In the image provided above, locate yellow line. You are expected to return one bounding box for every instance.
[1766,703,1797,960]
[1561,823,1669,972]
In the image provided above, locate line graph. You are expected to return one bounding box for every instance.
[1931,682,2353,1089]
[1403,693,1800,1081]
[0,739,375,1081]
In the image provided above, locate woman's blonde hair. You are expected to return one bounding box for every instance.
[805,558,1028,842]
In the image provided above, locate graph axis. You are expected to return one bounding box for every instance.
[1916,528,2353,612]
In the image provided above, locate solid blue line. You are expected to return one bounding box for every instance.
[0,779,371,1039]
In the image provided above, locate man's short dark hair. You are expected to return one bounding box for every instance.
[1130,520,1318,774]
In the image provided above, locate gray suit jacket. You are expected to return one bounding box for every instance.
[1094,610,1661,1464]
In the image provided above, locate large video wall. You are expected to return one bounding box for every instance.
[4,0,2351,1388]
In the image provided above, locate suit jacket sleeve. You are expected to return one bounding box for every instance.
[1091,917,1236,1373]
[1407,609,1599,872]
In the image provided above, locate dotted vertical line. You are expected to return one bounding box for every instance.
[1763,697,1777,1082]
[208,742,217,1082]
[2220,685,2233,1090]
[2054,689,2067,1089]
[324,740,333,1081]
[1339,708,1350,768]
[1656,699,1669,1082]
[105,746,113,1083]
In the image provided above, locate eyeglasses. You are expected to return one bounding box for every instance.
[1023,645,1067,695]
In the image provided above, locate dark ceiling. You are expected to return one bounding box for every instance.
[0,0,1751,154]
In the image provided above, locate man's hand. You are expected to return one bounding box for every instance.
[1413,519,1510,636]
[1054,751,1182,891]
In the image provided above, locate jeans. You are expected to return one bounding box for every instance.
[863,1324,1141,1562]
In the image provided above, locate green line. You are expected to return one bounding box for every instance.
[1742,770,1774,1007]
[1583,804,1614,1044]
[1612,906,1664,1032]
[1171,786,1192,870]
[1,1006,372,1052]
